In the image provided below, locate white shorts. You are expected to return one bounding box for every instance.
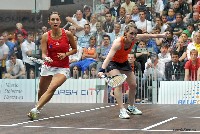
[40,65,70,78]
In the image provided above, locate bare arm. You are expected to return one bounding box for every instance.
[66,31,77,56]
[65,17,84,31]
[41,33,48,59]
[136,33,166,41]
[184,69,190,81]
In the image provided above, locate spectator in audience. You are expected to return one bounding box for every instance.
[184,49,199,81]
[65,10,88,37]
[175,37,187,62]
[171,13,186,36]
[14,22,28,40]
[94,21,106,46]
[95,0,107,22]
[70,65,81,79]
[143,53,165,81]
[121,13,132,34]
[187,12,200,30]
[180,32,190,47]
[29,68,35,79]
[14,32,25,60]
[191,22,200,38]
[162,29,178,52]
[163,0,175,15]
[89,66,98,79]
[0,35,9,79]
[184,5,199,23]
[178,0,190,16]
[128,52,142,73]
[102,12,115,33]
[21,32,37,79]
[69,35,83,72]
[154,16,169,34]
[83,5,92,22]
[41,26,48,34]
[109,0,121,17]
[89,14,98,34]
[97,34,112,70]
[173,1,183,15]
[3,53,25,79]
[2,31,15,60]
[73,36,97,73]
[186,31,200,59]
[131,5,140,22]
[107,22,122,44]
[68,26,76,36]
[115,7,126,24]
[154,0,164,16]
[135,10,153,33]
[121,0,135,14]
[165,51,184,81]
[135,40,150,73]
[166,8,176,25]
[182,23,195,38]
[78,24,92,48]
[158,44,171,63]
[138,0,147,11]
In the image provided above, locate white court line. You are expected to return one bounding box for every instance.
[142,117,177,130]
[24,126,44,128]
[3,104,116,127]
[0,125,17,127]
[190,117,200,118]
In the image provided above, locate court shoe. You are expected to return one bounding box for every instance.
[127,105,142,115]
[119,108,130,119]
[27,107,39,120]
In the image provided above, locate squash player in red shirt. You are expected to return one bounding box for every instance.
[98,22,166,119]
[28,12,77,119]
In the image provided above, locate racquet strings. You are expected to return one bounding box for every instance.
[109,75,126,87]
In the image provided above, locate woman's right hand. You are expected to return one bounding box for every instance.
[44,57,53,63]
[98,72,104,78]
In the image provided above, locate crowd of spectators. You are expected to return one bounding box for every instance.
[0,1,199,98]
[0,0,199,104]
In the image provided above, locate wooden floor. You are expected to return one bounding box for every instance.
[0,103,199,134]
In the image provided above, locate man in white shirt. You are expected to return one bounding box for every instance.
[143,54,165,80]
[135,10,153,33]
[158,44,171,64]
[0,36,9,79]
[21,32,36,79]
[66,10,88,38]
[3,53,25,79]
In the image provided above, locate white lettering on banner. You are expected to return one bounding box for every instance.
[159,81,200,104]
[0,79,106,103]
[0,79,37,102]
[50,79,106,103]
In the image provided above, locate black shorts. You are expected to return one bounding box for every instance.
[106,61,132,72]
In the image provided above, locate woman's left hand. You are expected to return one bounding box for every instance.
[57,53,67,60]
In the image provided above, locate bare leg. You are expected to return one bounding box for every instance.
[38,76,52,101]
[121,71,136,106]
[109,69,124,109]
[36,74,66,110]
[113,85,123,109]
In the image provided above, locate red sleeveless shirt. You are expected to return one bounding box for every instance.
[112,37,135,63]
[46,28,70,68]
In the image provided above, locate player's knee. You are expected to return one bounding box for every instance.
[129,82,137,88]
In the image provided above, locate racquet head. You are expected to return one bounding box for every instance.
[106,74,127,88]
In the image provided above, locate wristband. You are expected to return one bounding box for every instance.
[99,68,105,73]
